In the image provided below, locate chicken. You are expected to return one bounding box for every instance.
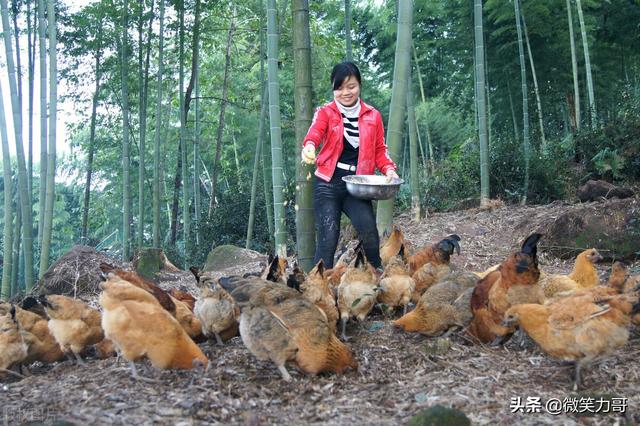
[100,264,202,340]
[468,233,544,344]
[607,261,640,294]
[99,263,176,315]
[408,234,461,274]
[411,262,452,304]
[225,276,357,381]
[0,305,28,376]
[502,292,639,390]
[170,295,204,340]
[539,248,603,298]
[324,241,359,289]
[337,247,379,340]
[474,264,500,279]
[40,295,104,364]
[169,289,197,312]
[377,245,416,315]
[286,261,306,292]
[1,300,64,364]
[99,274,208,377]
[394,272,478,336]
[300,260,339,333]
[190,267,239,345]
[380,226,405,266]
[261,254,288,286]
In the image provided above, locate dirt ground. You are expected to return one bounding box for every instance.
[2,199,639,425]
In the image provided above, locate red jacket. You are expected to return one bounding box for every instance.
[303,99,397,182]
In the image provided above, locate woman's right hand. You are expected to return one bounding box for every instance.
[301,144,316,164]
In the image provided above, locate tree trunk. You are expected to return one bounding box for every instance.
[11,0,22,104]
[193,60,201,245]
[0,86,13,299]
[507,79,520,143]
[246,84,268,250]
[120,0,131,260]
[344,0,352,61]
[575,0,596,126]
[137,0,155,248]
[186,0,201,246]
[184,0,201,118]
[11,204,21,293]
[26,0,35,210]
[81,29,103,242]
[407,74,420,221]
[39,0,58,277]
[520,7,546,149]
[37,0,47,245]
[266,0,287,257]
[474,0,489,207]
[292,0,315,271]
[377,0,413,236]
[1,0,34,289]
[566,0,580,131]
[262,110,274,248]
[412,43,433,173]
[514,0,530,205]
[179,0,190,262]
[152,0,165,248]
[208,8,236,218]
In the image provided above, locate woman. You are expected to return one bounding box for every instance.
[301,61,398,270]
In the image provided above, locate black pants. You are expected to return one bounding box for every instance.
[312,170,381,269]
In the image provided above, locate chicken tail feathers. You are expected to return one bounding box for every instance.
[521,233,543,257]
[20,296,39,311]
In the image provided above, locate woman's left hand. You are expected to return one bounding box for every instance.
[385,169,399,182]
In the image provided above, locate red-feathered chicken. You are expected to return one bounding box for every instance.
[468,233,544,345]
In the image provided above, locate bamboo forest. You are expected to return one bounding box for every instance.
[1,0,639,424]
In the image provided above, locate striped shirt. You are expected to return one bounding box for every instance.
[336,99,361,149]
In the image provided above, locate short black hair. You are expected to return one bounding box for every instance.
[330,61,361,90]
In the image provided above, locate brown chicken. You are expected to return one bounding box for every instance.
[190,267,239,345]
[170,295,203,340]
[503,292,639,390]
[607,261,640,294]
[323,241,360,288]
[408,234,461,274]
[380,226,405,266]
[169,289,197,312]
[468,233,544,344]
[99,274,208,377]
[539,248,603,298]
[377,245,416,315]
[0,306,28,376]
[394,271,478,336]
[474,264,500,279]
[100,264,202,340]
[300,260,339,333]
[100,263,176,315]
[1,300,64,364]
[224,276,357,381]
[286,261,306,292]
[337,247,379,340]
[40,295,105,364]
[411,262,452,303]
[261,255,289,286]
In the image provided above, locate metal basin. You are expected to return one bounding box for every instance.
[342,175,404,200]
